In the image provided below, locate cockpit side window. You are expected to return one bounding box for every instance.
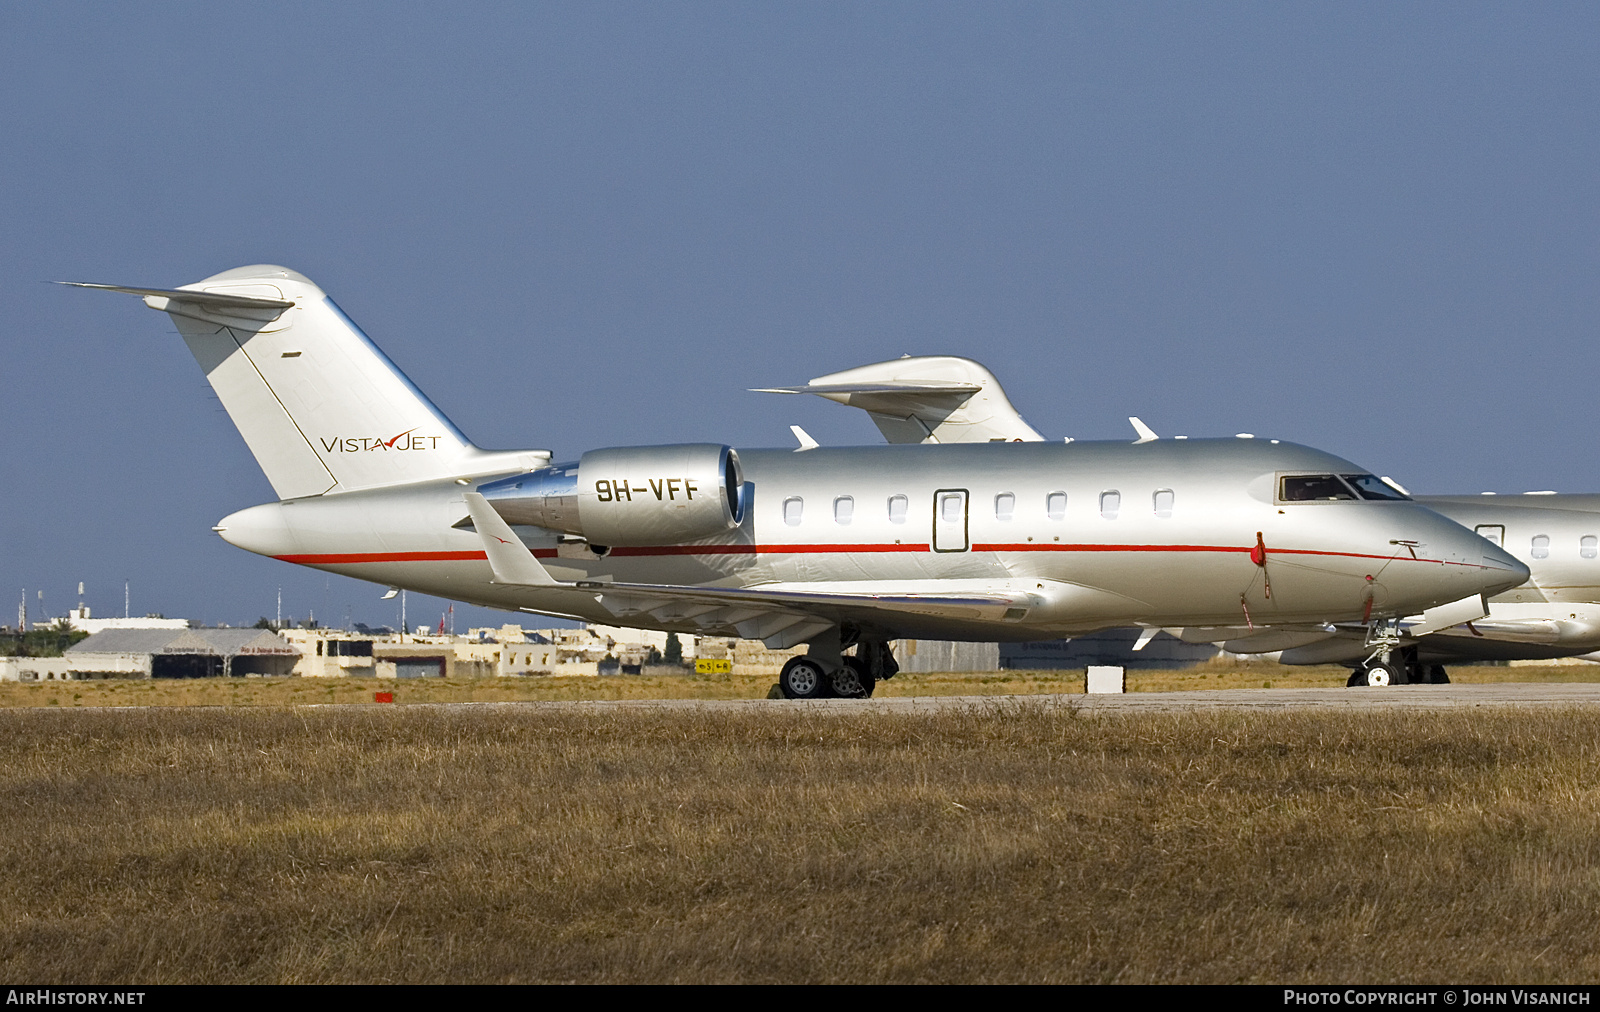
[1342,474,1411,501]
[1280,475,1358,502]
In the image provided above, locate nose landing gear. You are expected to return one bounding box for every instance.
[1345,637,1451,687]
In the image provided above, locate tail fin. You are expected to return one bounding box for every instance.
[69,266,546,498]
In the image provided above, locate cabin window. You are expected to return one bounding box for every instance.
[994,493,1015,521]
[942,494,964,523]
[1531,534,1550,559]
[833,496,854,525]
[1100,491,1121,520]
[1046,491,1067,520]
[1153,489,1175,518]
[1584,536,1598,560]
[887,495,908,524]
[783,497,804,526]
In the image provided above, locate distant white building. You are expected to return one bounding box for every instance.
[61,606,189,635]
[65,628,300,679]
[0,656,77,682]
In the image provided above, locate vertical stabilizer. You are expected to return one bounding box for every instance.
[70,266,546,498]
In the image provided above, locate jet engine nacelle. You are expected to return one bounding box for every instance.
[477,444,745,547]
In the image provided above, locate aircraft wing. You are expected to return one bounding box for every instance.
[586,579,1036,648]
[1428,618,1565,644]
[462,495,1040,647]
[585,579,1024,643]
[754,355,1045,444]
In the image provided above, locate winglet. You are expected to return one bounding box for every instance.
[1129,416,1158,444]
[463,492,556,586]
[790,425,820,451]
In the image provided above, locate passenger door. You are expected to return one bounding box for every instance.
[933,488,970,552]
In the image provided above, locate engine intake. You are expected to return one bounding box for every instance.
[476,444,745,547]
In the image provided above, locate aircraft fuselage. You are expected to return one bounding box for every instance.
[218,438,1525,642]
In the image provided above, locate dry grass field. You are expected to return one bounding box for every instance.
[4,701,1600,983]
[4,660,1595,708]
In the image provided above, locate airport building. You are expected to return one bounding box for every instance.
[62,627,301,679]
[4,607,1222,682]
[894,639,1000,672]
[277,623,703,678]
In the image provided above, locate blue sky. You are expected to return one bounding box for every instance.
[4,3,1599,630]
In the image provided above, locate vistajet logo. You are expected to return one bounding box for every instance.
[320,428,443,453]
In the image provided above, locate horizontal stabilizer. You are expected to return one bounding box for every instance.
[753,380,983,397]
[59,281,295,309]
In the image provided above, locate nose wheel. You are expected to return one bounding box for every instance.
[1348,658,1403,687]
[1347,648,1448,686]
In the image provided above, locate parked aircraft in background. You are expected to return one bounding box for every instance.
[1264,493,1600,681]
[771,355,1600,686]
[73,269,1525,697]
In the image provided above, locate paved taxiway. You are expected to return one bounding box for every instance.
[50,682,1600,715]
[384,682,1600,715]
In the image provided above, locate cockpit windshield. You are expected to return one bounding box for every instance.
[1280,475,1358,501]
[1280,473,1412,502]
[1341,474,1410,501]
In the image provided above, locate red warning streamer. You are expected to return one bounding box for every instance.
[1251,531,1271,599]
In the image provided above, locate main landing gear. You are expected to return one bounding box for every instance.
[1345,644,1451,687]
[777,635,899,699]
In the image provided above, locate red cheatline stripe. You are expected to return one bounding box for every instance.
[274,550,490,564]
[606,544,931,556]
[275,543,1484,566]
[276,544,926,563]
[974,543,1485,566]
[977,542,1256,554]
[757,543,931,554]
[610,545,758,557]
